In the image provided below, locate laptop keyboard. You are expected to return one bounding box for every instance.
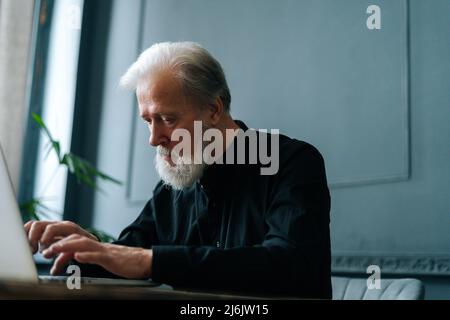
[38,275,160,287]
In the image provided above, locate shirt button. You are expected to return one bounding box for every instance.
[216,241,220,248]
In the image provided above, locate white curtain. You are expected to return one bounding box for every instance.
[0,0,35,191]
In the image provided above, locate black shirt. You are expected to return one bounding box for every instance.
[107,120,332,298]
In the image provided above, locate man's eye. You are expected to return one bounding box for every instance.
[163,118,175,124]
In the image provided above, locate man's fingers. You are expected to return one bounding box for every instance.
[25,220,96,255]
[41,234,80,258]
[24,220,33,234]
[28,221,57,254]
[74,252,106,267]
[46,235,107,274]
[39,222,80,247]
[50,252,74,275]
[24,221,34,250]
[44,235,103,258]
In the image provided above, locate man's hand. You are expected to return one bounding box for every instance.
[42,234,153,279]
[24,220,99,254]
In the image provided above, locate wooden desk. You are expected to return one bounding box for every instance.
[0,280,269,300]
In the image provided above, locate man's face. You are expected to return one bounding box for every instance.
[136,71,209,189]
[136,71,207,163]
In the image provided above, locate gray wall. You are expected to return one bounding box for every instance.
[91,0,450,299]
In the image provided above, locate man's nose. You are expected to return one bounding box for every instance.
[149,124,169,147]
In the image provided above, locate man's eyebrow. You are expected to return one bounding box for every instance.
[140,112,179,120]
[139,113,151,120]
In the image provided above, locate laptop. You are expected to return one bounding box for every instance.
[0,144,159,287]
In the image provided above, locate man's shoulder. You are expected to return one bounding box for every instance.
[278,133,325,164]
[269,133,328,185]
[255,128,322,155]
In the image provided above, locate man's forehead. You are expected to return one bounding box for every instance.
[137,70,182,96]
[138,81,201,121]
[140,89,186,114]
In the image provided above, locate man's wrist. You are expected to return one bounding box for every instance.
[141,249,153,279]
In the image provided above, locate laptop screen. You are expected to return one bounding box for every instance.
[0,145,38,283]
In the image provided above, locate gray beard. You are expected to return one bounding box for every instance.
[154,145,207,190]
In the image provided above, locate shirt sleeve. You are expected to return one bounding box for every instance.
[151,143,332,298]
[112,198,158,249]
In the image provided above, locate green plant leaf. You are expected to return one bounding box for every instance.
[20,199,41,221]
[61,154,75,174]
[43,141,54,160]
[63,153,122,189]
[20,198,61,221]
[32,113,122,188]
[51,141,61,161]
[27,113,122,238]
[32,112,62,161]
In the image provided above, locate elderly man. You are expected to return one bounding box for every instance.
[24,42,331,298]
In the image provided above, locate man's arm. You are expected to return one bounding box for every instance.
[40,197,159,278]
[42,234,153,279]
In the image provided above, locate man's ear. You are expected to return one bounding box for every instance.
[207,96,224,125]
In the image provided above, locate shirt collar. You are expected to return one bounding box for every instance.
[198,119,250,195]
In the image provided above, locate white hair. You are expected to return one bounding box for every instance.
[120,41,231,112]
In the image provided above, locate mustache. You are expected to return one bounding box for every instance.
[156,124,212,157]
[157,146,171,156]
